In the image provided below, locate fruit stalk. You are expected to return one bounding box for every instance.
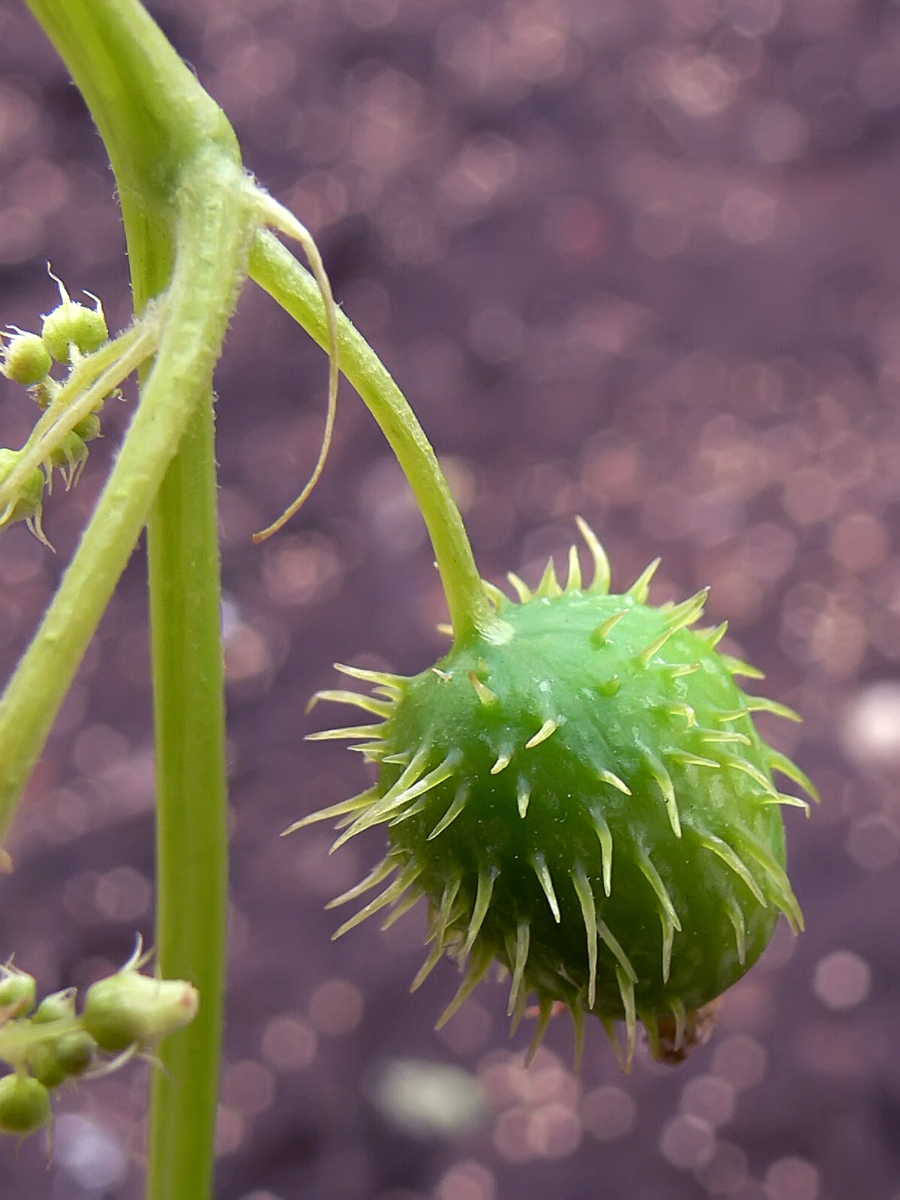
[250,231,496,646]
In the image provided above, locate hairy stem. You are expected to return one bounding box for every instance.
[24,0,238,304]
[0,161,249,1200]
[21,6,251,1198]
[146,398,228,1200]
[0,154,250,836]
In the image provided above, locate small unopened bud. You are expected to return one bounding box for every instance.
[1,332,52,386]
[0,1074,51,1136]
[0,966,35,1017]
[32,988,76,1024]
[49,431,88,488]
[0,449,47,542]
[41,280,107,364]
[53,1030,95,1077]
[72,413,101,442]
[28,1030,96,1089]
[82,969,199,1053]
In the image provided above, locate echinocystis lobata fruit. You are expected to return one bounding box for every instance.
[296,521,815,1066]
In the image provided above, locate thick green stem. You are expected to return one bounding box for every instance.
[20,8,250,1200]
[0,151,247,1199]
[249,231,497,646]
[146,399,228,1200]
[24,0,238,307]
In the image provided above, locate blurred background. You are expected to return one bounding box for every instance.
[0,0,899,1196]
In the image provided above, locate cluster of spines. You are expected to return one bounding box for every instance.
[294,525,816,1065]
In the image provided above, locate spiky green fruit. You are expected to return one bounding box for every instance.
[298,524,814,1065]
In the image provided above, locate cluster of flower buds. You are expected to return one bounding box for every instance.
[0,272,110,539]
[0,945,199,1139]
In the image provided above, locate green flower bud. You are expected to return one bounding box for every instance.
[41,284,107,365]
[49,432,88,487]
[18,467,44,517]
[32,988,76,1024]
[53,1030,95,1077]
[0,449,47,541]
[28,1030,96,1089]
[1,332,52,386]
[25,1045,65,1091]
[72,412,101,442]
[0,967,36,1017]
[0,1074,51,1137]
[82,969,199,1054]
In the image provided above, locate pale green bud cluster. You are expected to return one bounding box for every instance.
[0,950,200,1140]
[0,274,111,539]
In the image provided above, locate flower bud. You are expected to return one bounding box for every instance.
[32,988,76,1024]
[0,1074,51,1136]
[1,332,52,386]
[82,969,199,1053]
[72,413,101,442]
[53,1029,96,1077]
[41,295,107,364]
[0,449,46,540]
[49,432,88,486]
[0,967,36,1017]
[28,1030,96,1089]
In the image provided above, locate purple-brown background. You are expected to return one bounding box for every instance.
[1,0,899,1197]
